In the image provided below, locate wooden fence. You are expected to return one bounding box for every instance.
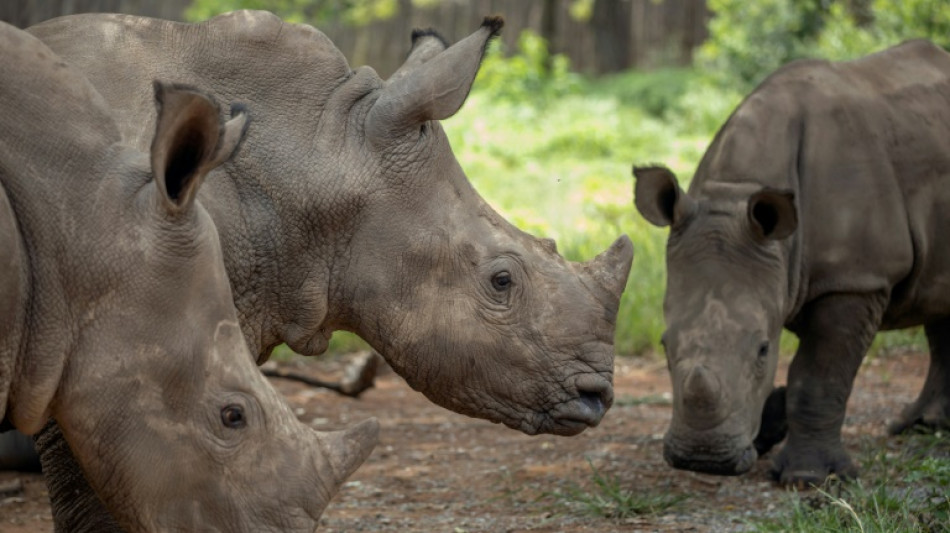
[1,0,710,77]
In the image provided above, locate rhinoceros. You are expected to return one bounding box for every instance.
[634,39,950,486]
[26,10,633,530]
[0,22,377,531]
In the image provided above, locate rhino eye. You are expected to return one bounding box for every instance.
[220,405,247,429]
[491,271,512,291]
[757,341,770,358]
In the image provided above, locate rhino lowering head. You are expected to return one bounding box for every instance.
[634,165,797,474]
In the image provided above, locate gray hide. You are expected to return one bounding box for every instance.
[634,40,950,485]
[0,22,377,532]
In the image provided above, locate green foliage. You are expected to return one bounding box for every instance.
[475,30,581,104]
[545,459,687,520]
[750,434,950,532]
[698,0,821,89]
[817,0,950,60]
[185,0,399,25]
[700,0,950,91]
[268,332,369,361]
[870,327,927,356]
[590,68,695,118]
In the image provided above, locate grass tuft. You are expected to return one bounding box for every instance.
[749,432,950,533]
[545,459,687,521]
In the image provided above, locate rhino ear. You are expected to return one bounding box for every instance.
[150,81,249,214]
[365,16,503,145]
[748,188,797,241]
[387,28,450,83]
[633,165,695,227]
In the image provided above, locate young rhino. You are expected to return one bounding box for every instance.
[634,40,950,486]
[0,23,377,531]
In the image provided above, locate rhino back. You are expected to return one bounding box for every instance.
[694,40,950,323]
[29,11,351,150]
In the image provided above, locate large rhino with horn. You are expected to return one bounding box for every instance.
[0,22,377,532]
[26,10,633,530]
[634,40,950,486]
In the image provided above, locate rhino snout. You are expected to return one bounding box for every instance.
[549,374,613,434]
[663,435,757,476]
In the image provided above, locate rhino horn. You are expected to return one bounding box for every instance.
[388,28,450,83]
[580,235,634,306]
[150,81,249,214]
[366,16,503,144]
[683,365,720,405]
[317,417,380,485]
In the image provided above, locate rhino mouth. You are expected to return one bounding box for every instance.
[663,436,758,476]
[545,390,612,436]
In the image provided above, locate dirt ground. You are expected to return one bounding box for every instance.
[0,350,930,532]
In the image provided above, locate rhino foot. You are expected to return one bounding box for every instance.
[888,396,950,435]
[888,351,950,435]
[770,438,858,488]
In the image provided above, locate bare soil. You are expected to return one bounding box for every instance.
[0,351,929,532]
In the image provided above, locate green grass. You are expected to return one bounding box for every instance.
[544,459,687,520]
[749,432,950,532]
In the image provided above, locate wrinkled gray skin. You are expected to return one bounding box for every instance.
[26,11,633,532]
[634,40,950,486]
[0,23,377,532]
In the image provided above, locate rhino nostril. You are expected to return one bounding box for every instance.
[575,374,613,407]
[578,390,606,417]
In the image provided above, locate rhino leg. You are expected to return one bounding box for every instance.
[773,292,887,487]
[754,386,787,456]
[34,420,124,533]
[888,320,950,434]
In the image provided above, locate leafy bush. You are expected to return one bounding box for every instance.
[817,0,950,60]
[700,0,950,92]
[475,30,582,104]
[186,0,401,25]
[698,0,821,90]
